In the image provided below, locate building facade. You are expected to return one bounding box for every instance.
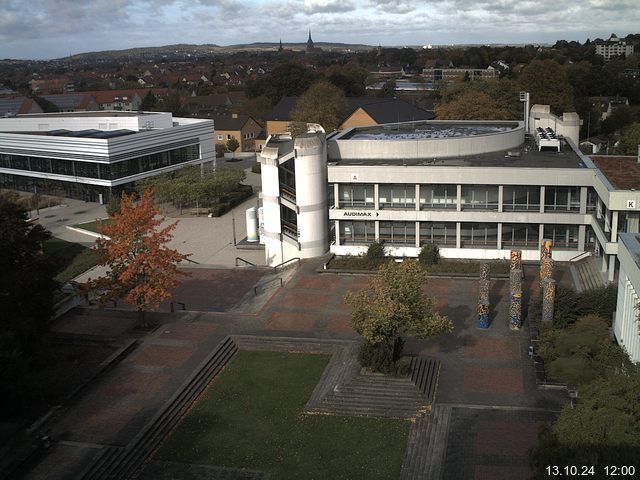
[595,35,634,61]
[614,233,640,363]
[258,108,640,286]
[0,111,214,203]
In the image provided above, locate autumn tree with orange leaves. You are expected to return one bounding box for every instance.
[89,189,190,323]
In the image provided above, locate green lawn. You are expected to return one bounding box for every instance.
[74,218,112,234]
[157,351,410,480]
[44,237,99,283]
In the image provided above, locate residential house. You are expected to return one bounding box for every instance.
[40,93,99,112]
[0,97,43,117]
[588,96,630,120]
[212,113,262,152]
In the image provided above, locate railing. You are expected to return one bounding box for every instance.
[184,257,200,265]
[273,257,300,273]
[235,257,257,267]
[568,251,591,262]
[254,277,284,296]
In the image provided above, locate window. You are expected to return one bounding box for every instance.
[378,184,415,209]
[327,184,335,209]
[544,224,579,249]
[227,134,232,140]
[544,186,580,212]
[379,221,416,245]
[502,224,539,247]
[419,184,456,209]
[461,186,498,210]
[460,223,498,247]
[503,186,540,211]
[340,221,375,245]
[281,205,297,239]
[420,222,456,246]
[218,135,223,141]
[586,187,597,213]
[338,184,374,209]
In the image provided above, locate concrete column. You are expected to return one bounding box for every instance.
[456,222,461,249]
[497,223,503,250]
[415,184,420,211]
[601,253,607,273]
[335,220,340,246]
[374,184,379,210]
[579,186,587,214]
[498,185,504,213]
[578,225,586,251]
[596,197,603,220]
[608,254,616,282]
[611,211,619,242]
[539,186,545,213]
[375,220,380,241]
[539,224,545,245]
[415,221,420,248]
[457,184,462,212]
[333,183,339,209]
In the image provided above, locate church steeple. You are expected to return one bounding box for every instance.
[306,29,315,53]
[278,39,283,52]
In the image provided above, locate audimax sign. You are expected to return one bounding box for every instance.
[343,211,380,217]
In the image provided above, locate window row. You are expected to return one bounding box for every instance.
[338,221,580,249]
[0,145,200,181]
[331,184,584,212]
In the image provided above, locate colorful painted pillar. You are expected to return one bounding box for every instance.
[509,268,523,330]
[540,257,554,290]
[542,278,556,322]
[477,262,490,329]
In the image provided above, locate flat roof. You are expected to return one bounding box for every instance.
[329,135,587,169]
[14,111,157,118]
[590,156,640,190]
[340,121,519,140]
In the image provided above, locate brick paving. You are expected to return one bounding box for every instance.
[20,259,573,480]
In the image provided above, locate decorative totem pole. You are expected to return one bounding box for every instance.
[542,278,556,322]
[539,239,552,288]
[477,262,490,329]
[509,250,523,330]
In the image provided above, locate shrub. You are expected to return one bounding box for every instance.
[418,243,440,265]
[106,195,121,217]
[251,163,261,174]
[215,143,227,157]
[366,241,386,261]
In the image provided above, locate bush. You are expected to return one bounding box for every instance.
[215,143,227,157]
[528,284,617,327]
[251,163,261,174]
[358,337,405,374]
[418,243,440,265]
[106,195,121,217]
[366,241,386,261]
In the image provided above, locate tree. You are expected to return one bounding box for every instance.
[245,62,319,104]
[437,91,515,120]
[226,136,239,153]
[89,189,190,323]
[518,59,575,114]
[344,261,453,373]
[291,80,345,135]
[140,90,157,110]
[617,123,640,155]
[530,373,640,474]
[0,193,58,408]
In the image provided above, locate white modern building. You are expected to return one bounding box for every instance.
[258,106,640,285]
[595,35,634,61]
[614,233,640,363]
[0,111,215,202]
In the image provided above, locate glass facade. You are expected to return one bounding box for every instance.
[544,224,579,249]
[340,221,375,245]
[502,223,539,247]
[461,186,499,210]
[379,221,416,245]
[460,222,498,247]
[0,145,200,181]
[419,184,456,209]
[338,184,375,209]
[379,184,415,209]
[503,186,540,211]
[420,222,457,246]
[544,186,580,212]
[280,205,297,239]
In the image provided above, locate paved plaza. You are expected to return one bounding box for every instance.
[17,258,569,480]
[12,169,572,479]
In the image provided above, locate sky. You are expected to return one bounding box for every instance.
[1,0,639,60]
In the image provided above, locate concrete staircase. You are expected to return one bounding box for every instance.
[399,404,452,480]
[570,255,607,292]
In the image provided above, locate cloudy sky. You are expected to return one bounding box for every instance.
[1,0,638,60]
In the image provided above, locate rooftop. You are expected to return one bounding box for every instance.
[342,122,516,140]
[329,135,587,169]
[15,111,157,118]
[591,156,640,190]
